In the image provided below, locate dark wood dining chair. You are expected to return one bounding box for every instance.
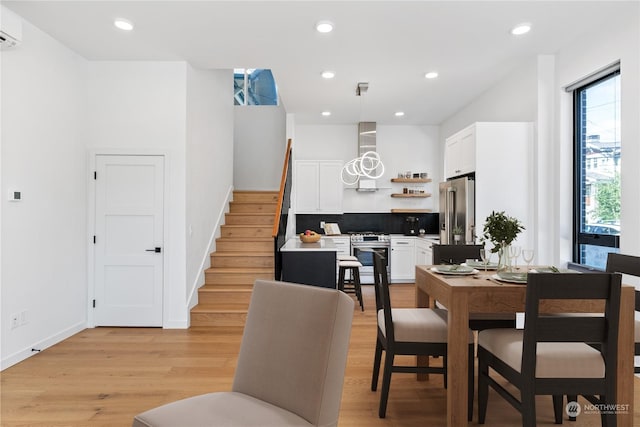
[370,251,474,419]
[432,243,483,265]
[606,253,640,373]
[477,272,622,427]
[432,243,516,331]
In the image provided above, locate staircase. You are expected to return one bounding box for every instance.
[190,191,278,327]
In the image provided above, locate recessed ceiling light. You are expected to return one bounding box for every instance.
[395,112,405,117]
[322,111,331,116]
[424,71,439,79]
[511,23,531,36]
[316,21,334,33]
[114,18,134,31]
[321,71,335,79]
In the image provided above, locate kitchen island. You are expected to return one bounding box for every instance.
[280,237,339,288]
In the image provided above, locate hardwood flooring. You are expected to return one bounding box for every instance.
[1,284,638,426]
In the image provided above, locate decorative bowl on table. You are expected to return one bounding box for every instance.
[299,231,321,243]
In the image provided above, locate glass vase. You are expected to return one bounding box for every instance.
[497,244,512,273]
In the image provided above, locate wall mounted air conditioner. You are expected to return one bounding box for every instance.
[0,6,23,49]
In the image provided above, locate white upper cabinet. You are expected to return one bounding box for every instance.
[445,122,533,248]
[444,125,476,179]
[295,160,343,214]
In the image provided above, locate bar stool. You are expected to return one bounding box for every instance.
[338,260,364,311]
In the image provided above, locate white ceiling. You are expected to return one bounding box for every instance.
[4,1,636,125]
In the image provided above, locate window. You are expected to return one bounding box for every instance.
[233,68,278,106]
[572,66,621,270]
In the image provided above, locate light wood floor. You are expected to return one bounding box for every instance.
[1,284,638,426]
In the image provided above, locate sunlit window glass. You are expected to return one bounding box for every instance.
[573,70,620,269]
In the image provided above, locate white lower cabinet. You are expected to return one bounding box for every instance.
[390,237,415,282]
[415,238,433,266]
[324,236,351,282]
[327,236,350,257]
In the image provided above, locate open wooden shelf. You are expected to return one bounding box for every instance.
[390,178,432,183]
[391,209,432,213]
[391,193,431,198]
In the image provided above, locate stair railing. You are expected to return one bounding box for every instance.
[272,138,293,280]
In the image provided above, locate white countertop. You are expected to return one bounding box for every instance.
[390,233,440,241]
[280,237,339,252]
[419,234,440,241]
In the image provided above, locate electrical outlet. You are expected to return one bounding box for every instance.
[10,314,19,329]
[320,221,325,229]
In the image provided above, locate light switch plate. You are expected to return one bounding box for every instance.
[8,190,21,201]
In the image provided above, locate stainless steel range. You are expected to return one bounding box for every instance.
[349,232,390,284]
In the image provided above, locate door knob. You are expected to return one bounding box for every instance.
[145,247,162,253]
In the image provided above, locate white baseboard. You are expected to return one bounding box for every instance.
[1,321,86,371]
[163,319,190,329]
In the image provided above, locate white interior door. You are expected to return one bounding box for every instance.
[94,155,164,326]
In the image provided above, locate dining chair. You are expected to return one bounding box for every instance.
[432,243,483,265]
[477,272,622,427]
[132,279,354,427]
[370,251,474,419]
[431,243,516,331]
[606,253,640,373]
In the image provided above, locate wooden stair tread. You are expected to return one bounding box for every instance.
[212,251,272,257]
[199,286,253,292]
[205,267,272,273]
[191,190,279,326]
[230,200,277,204]
[225,212,273,216]
[233,190,278,194]
[191,305,248,313]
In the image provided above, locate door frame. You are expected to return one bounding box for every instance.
[87,149,169,328]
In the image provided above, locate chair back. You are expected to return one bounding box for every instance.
[373,251,396,344]
[606,253,640,311]
[521,273,622,381]
[232,280,354,427]
[432,244,483,265]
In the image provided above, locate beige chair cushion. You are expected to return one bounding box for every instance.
[336,254,357,261]
[338,260,362,268]
[132,392,312,427]
[635,312,640,342]
[378,308,473,343]
[478,329,605,378]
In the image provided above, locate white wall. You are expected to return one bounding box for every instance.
[234,106,286,190]
[439,10,640,265]
[185,66,234,309]
[294,124,440,213]
[439,57,539,154]
[1,18,88,369]
[85,61,189,328]
[554,12,640,263]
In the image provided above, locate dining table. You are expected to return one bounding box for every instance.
[415,265,635,427]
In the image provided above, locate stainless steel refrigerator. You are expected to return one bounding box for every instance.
[439,176,475,244]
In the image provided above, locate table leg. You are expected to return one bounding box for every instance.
[616,286,634,427]
[447,292,470,427]
[416,283,431,380]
